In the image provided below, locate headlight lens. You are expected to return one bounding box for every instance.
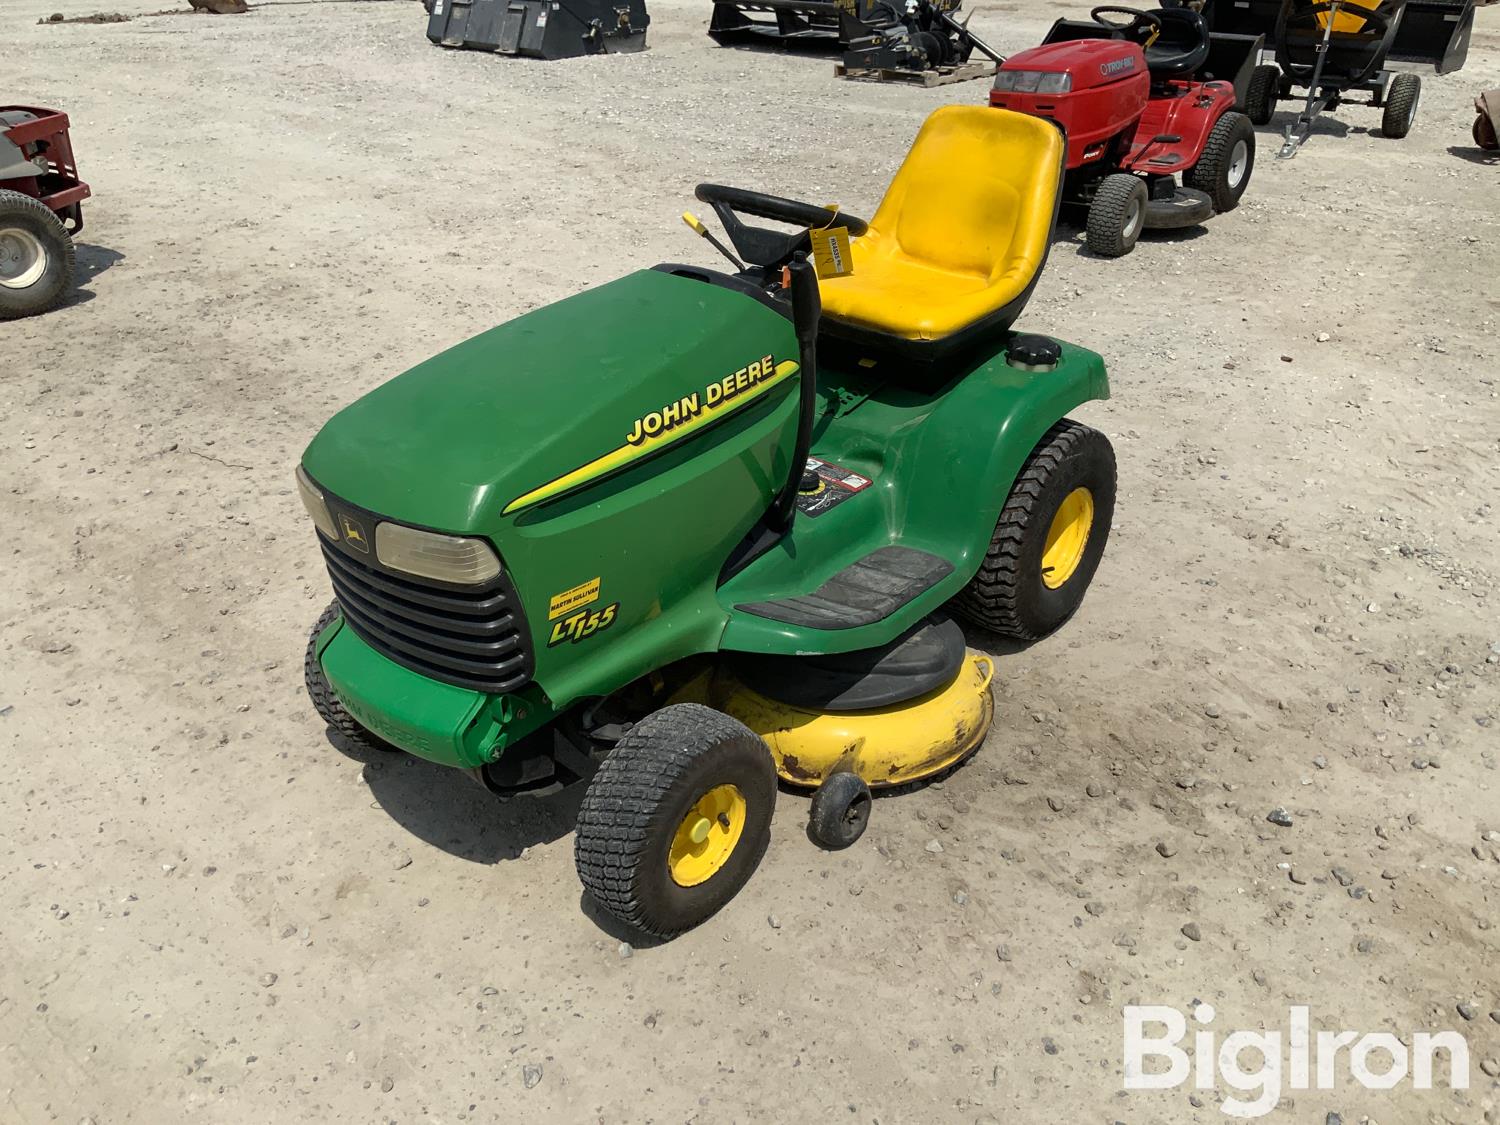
[296,466,339,541]
[993,69,1071,94]
[375,523,502,585]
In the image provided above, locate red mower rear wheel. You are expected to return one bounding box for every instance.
[0,190,75,321]
[1186,112,1255,214]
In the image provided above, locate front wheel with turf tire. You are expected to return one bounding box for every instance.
[952,420,1116,641]
[1382,72,1420,139]
[575,703,776,939]
[304,601,393,753]
[808,772,872,850]
[1243,64,1280,126]
[1186,112,1255,213]
[0,190,75,321]
[1086,173,1148,258]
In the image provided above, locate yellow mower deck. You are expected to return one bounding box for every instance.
[673,653,995,789]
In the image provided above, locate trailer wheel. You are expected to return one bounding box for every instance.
[0,190,75,321]
[1085,174,1148,258]
[1243,64,1280,126]
[304,601,394,753]
[1186,112,1255,213]
[953,419,1116,641]
[1381,73,1420,140]
[575,703,776,939]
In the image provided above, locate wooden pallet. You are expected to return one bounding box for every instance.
[834,59,995,87]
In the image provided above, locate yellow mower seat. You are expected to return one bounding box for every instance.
[819,105,1064,348]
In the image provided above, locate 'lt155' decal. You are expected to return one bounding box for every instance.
[548,602,619,647]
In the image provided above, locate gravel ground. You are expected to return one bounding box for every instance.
[4,0,1500,1121]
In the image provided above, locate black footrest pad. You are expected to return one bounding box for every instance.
[736,546,955,630]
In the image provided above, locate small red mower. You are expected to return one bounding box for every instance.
[0,106,89,319]
[989,5,1258,257]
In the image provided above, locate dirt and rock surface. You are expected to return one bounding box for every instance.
[4,0,1500,1121]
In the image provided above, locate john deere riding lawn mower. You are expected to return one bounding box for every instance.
[299,106,1117,938]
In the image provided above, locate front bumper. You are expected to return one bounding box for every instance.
[317,615,544,768]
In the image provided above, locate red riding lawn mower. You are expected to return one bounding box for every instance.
[990,4,1260,257]
[0,106,89,320]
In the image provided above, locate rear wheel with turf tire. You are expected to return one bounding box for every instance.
[1243,64,1280,125]
[0,190,75,321]
[575,703,776,938]
[1085,173,1148,258]
[952,420,1116,641]
[808,772,872,850]
[1381,72,1420,139]
[305,601,393,752]
[1186,111,1255,213]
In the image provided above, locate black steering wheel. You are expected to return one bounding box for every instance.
[694,184,869,271]
[1090,5,1165,43]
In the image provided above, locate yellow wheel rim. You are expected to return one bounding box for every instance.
[668,784,747,888]
[1041,487,1094,590]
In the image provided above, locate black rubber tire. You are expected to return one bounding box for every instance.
[952,420,1116,641]
[808,772,872,850]
[575,703,776,939]
[304,601,392,752]
[0,190,75,321]
[1477,113,1499,152]
[1085,173,1148,258]
[1186,112,1255,214]
[1243,64,1280,126]
[1381,72,1420,140]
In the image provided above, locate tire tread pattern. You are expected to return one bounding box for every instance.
[953,419,1113,640]
[0,189,75,321]
[1382,73,1420,139]
[575,703,771,938]
[304,601,387,751]
[1186,111,1254,213]
[1086,174,1146,258]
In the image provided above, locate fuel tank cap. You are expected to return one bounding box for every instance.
[1006,334,1061,372]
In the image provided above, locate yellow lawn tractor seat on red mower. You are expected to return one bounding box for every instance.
[816,106,1066,366]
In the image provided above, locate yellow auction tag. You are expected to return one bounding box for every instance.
[809,225,854,279]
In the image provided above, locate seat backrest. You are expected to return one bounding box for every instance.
[1144,7,1211,74]
[864,106,1064,289]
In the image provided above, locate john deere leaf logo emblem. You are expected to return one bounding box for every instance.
[340,514,369,553]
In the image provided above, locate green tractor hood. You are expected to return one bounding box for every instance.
[302,269,798,533]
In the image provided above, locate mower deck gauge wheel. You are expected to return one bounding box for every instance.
[808,772,873,849]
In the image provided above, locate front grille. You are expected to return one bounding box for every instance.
[320,537,533,694]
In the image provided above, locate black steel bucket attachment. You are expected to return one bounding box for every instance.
[427,0,649,58]
[1387,0,1475,74]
